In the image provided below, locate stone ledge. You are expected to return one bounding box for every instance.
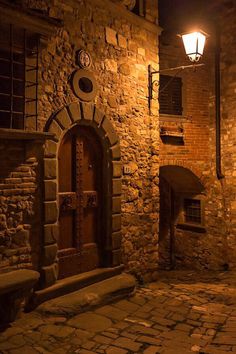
[0,269,39,295]
[0,129,54,141]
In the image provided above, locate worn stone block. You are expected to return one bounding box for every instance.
[102,117,118,146]
[82,102,94,121]
[119,63,131,76]
[94,108,104,126]
[43,243,58,266]
[44,140,57,158]
[112,161,122,177]
[104,59,117,73]
[44,159,57,179]
[112,179,122,195]
[41,263,58,287]
[112,214,121,231]
[111,249,121,266]
[44,180,57,201]
[48,120,62,141]
[67,102,82,122]
[55,108,72,129]
[111,231,122,249]
[44,224,59,245]
[110,144,121,160]
[44,201,58,223]
[118,34,127,48]
[105,27,117,46]
[112,196,121,213]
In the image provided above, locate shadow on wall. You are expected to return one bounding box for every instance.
[159,165,205,270]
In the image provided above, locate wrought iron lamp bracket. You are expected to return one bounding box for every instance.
[148,63,205,110]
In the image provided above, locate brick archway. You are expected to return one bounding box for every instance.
[160,159,208,190]
[41,102,122,288]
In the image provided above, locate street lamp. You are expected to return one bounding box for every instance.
[181,30,208,62]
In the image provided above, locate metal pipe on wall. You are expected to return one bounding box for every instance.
[215,25,224,179]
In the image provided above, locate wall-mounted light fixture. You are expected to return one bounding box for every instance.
[181,30,208,62]
[148,29,208,109]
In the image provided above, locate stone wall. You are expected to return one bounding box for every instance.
[212,0,236,269]
[0,139,43,273]
[13,0,161,282]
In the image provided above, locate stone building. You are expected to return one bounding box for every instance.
[0,0,236,320]
[0,0,161,315]
[158,0,236,271]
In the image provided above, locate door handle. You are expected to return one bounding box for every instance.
[59,192,77,211]
[82,191,98,208]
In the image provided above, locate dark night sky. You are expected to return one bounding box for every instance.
[158,0,211,33]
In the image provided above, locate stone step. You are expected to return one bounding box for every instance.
[34,272,136,316]
[30,265,128,308]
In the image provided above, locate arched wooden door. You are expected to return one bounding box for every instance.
[58,125,102,279]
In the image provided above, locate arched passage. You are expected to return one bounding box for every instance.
[40,102,122,288]
[159,165,205,269]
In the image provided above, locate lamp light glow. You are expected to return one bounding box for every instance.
[181,30,207,62]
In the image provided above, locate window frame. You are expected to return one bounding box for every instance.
[0,23,39,130]
[159,74,183,116]
[176,194,206,233]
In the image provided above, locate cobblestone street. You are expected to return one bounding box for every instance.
[1,270,236,354]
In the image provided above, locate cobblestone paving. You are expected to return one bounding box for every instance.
[1,270,236,354]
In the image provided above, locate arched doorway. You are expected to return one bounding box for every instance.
[58,125,103,279]
[41,102,122,289]
[159,165,205,269]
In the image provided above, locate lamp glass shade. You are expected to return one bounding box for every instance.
[181,31,206,62]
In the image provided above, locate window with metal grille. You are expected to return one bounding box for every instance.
[184,199,201,224]
[0,23,39,130]
[159,74,182,116]
[132,0,145,16]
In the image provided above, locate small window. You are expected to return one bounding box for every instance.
[159,74,182,116]
[184,199,201,224]
[132,0,145,16]
[0,23,39,130]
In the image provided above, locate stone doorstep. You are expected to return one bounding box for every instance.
[35,272,136,317]
[31,265,126,308]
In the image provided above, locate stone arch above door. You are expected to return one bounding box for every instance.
[41,102,122,288]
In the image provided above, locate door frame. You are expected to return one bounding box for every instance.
[41,102,122,288]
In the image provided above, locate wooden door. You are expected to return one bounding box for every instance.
[58,126,102,279]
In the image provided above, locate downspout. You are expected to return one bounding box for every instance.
[215,26,224,179]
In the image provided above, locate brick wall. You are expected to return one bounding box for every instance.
[159,31,228,270]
